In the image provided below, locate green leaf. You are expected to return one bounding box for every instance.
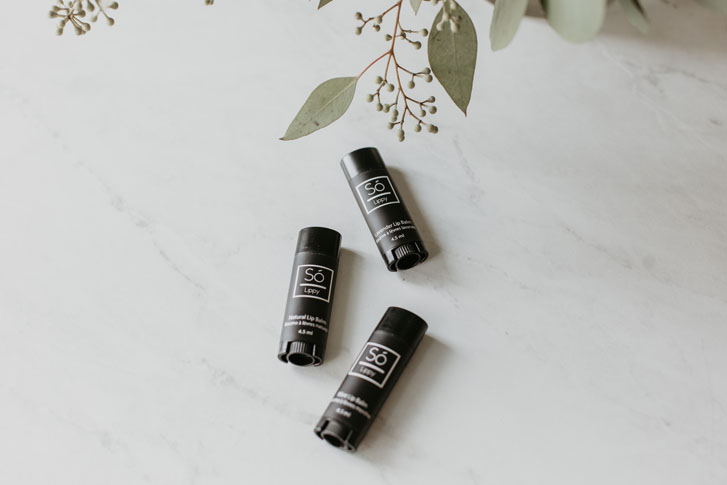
[281,77,357,141]
[410,0,423,14]
[489,0,528,51]
[698,0,727,13]
[428,2,478,114]
[542,0,606,43]
[617,0,649,34]
[317,0,334,8]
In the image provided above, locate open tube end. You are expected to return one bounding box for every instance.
[385,241,429,272]
[278,341,322,367]
[314,418,357,451]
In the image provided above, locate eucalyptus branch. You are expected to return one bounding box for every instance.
[49,0,215,35]
[356,1,438,142]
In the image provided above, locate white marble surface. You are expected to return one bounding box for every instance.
[1,1,727,484]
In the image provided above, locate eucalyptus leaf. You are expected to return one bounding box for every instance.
[490,0,528,51]
[410,0,423,14]
[698,0,727,13]
[617,0,649,34]
[542,0,606,43]
[428,2,478,114]
[281,77,357,140]
[317,0,334,9]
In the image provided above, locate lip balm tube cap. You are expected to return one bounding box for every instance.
[296,226,341,257]
[340,147,386,180]
[377,306,428,348]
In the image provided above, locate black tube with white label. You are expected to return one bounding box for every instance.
[341,147,429,272]
[314,306,427,451]
[278,227,341,367]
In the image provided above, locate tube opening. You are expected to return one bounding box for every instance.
[287,352,316,367]
[395,253,421,270]
[321,431,346,449]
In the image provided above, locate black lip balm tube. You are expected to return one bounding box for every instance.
[341,147,429,272]
[278,227,341,366]
[314,306,427,451]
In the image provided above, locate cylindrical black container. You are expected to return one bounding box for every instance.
[341,148,429,272]
[314,306,427,451]
[278,227,341,366]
